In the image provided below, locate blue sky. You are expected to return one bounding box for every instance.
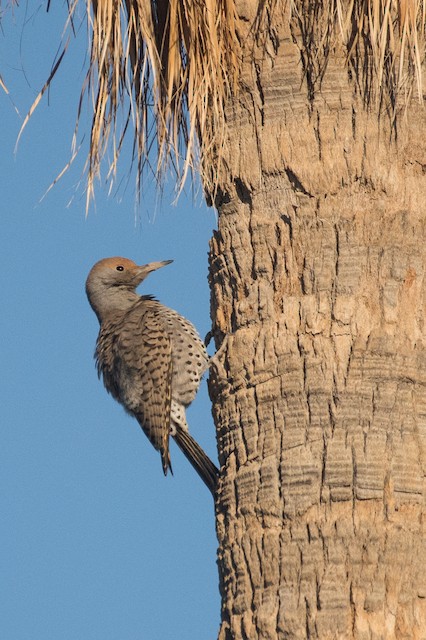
[1,4,219,639]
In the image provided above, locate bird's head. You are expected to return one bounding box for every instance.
[86,257,172,321]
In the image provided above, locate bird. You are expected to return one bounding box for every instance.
[85,256,219,495]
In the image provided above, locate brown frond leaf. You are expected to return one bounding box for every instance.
[12,1,425,205]
[292,0,425,114]
[72,0,241,209]
[15,41,69,154]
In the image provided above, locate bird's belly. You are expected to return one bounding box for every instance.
[159,309,209,405]
[171,345,208,404]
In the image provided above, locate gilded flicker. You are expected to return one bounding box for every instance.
[86,257,219,495]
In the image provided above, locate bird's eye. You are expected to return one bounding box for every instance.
[116,265,124,272]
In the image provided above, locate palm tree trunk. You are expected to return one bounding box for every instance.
[209,4,426,638]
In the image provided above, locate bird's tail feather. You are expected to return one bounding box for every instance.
[173,426,219,496]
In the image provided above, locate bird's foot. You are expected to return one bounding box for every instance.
[204,330,213,348]
[208,334,229,371]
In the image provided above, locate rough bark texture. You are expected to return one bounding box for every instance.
[209,4,426,639]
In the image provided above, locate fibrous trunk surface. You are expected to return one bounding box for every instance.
[209,4,426,639]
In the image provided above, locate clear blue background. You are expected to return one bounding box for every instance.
[1,4,219,639]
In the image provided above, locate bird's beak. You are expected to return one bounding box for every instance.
[139,260,173,273]
[133,260,173,284]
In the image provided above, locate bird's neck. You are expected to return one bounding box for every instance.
[88,286,140,324]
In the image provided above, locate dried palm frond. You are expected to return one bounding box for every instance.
[291,0,425,112]
[0,73,8,94]
[338,0,425,110]
[77,0,241,206]
[12,1,426,205]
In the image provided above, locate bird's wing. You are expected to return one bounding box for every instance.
[112,302,173,474]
